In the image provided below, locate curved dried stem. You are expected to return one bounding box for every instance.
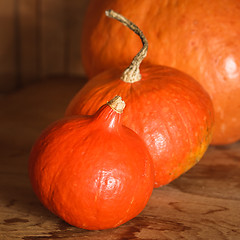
[105,9,148,83]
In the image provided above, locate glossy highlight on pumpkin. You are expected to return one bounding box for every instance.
[29,96,154,230]
[81,0,240,145]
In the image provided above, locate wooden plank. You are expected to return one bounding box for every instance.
[0,78,239,239]
[40,0,66,78]
[0,0,18,92]
[65,0,89,77]
[0,0,89,93]
[17,0,39,85]
[40,0,89,78]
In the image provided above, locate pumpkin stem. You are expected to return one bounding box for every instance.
[107,96,126,114]
[105,9,148,83]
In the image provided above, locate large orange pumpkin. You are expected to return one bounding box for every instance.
[67,10,214,188]
[81,0,240,145]
[29,96,154,230]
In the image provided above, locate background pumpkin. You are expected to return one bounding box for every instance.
[29,96,154,230]
[66,10,214,188]
[80,0,240,145]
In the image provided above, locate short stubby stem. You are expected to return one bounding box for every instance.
[93,96,125,130]
[107,96,126,113]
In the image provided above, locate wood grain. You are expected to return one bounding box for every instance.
[0,0,89,93]
[0,0,18,92]
[17,0,39,85]
[0,78,240,240]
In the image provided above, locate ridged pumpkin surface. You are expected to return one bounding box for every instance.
[66,65,214,187]
[81,0,240,145]
[29,100,154,230]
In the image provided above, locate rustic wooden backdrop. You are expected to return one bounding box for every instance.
[0,0,89,93]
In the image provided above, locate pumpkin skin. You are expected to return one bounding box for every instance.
[81,0,240,145]
[65,65,214,187]
[29,97,154,230]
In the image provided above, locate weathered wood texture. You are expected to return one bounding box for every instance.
[0,0,89,93]
[0,79,240,240]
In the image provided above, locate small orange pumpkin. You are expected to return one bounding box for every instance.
[66,10,214,187]
[81,0,240,145]
[29,96,154,230]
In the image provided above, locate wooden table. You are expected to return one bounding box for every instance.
[1,78,240,240]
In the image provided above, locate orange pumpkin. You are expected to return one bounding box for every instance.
[66,10,214,188]
[29,96,154,230]
[81,0,240,145]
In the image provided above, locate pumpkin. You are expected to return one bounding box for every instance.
[81,0,240,145]
[66,10,214,188]
[29,96,154,230]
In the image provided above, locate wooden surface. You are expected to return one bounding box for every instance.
[0,78,240,240]
[0,0,89,93]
